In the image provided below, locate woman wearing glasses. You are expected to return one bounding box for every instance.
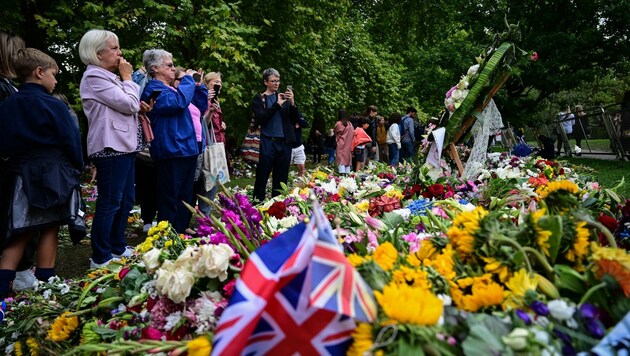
[252,68,300,202]
[140,50,207,233]
[79,30,152,268]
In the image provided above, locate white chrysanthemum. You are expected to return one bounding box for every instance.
[339,177,358,193]
[320,179,338,194]
[278,216,299,229]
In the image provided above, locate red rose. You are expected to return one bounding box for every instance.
[427,184,445,198]
[267,201,286,219]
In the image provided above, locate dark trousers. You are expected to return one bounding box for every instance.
[91,154,135,264]
[400,140,415,162]
[388,143,400,165]
[253,136,291,202]
[156,155,197,233]
[135,158,157,224]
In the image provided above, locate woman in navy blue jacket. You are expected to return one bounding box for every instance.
[140,49,207,233]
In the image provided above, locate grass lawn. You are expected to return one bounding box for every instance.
[563,157,630,198]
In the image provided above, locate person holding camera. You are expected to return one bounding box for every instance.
[252,68,300,203]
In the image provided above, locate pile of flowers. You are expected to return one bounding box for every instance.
[0,152,629,354]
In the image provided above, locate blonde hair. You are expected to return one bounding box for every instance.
[14,48,58,81]
[78,29,119,66]
[204,71,222,86]
[0,31,26,79]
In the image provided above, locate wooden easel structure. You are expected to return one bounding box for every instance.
[446,74,511,177]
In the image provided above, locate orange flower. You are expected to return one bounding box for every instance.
[594,259,630,297]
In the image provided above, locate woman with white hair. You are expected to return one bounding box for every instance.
[140,49,208,233]
[79,29,151,268]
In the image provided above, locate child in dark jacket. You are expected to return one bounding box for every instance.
[0,48,83,297]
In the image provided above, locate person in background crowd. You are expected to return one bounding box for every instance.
[0,48,83,297]
[252,68,299,202]
[141,49,207,233]
[376,115,388,163]
[352,117,372,172]
[310,129,324,164]
[536,134,555,160]
[556,105,574,155]
[0,31,37,292]
[324,128,336,166]
[195,71,226,215]
[290,115,309,177]
[573,104,589,154]
[334,109,354,174]
[364,105,378,164]
[400,107,417,162]
[386,112,402,166]
[79,29,151,268]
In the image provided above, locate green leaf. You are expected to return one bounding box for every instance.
[462,324,509,355]
[538,215,563,263]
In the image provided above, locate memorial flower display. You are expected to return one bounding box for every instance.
[0,153,628,355]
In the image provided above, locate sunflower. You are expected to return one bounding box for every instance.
[423,244,457,282]
[14,341,23,356]
[373,242,398,271]
[451,274,504,312]
[531,209,552,257]
[482,257,510,282]
[374,283,443,325]
[447,207,488,260]
[347,253,367,267]
[47,311,80,342]
[391,266,431,289]
[26,337,39,356]
[347,322,376,356]
[503,268,539,310]
[412,239,438,262]
[565,221,590,270]
[536,180,580,199]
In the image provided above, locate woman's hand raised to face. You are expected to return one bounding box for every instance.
[118,58,133,81]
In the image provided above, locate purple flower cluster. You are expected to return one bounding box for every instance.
[197,193,263,247]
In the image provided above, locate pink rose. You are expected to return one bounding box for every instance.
[530,52,539,61]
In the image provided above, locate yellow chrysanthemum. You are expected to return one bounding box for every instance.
[347,322,375,356]
[347,253,366,267]
[299,187,310,196]
[565,221,590,268]
[482,257,510,282]
[187,336,212,356]
[536,180,580,199]
[26,337,39,356]
[164,240,173,248]
[372,242,398,271]
[14,341,23,356]
[452,274,504,312]
[355,200,370,213]
[424,244,457,281]
[384,189,404,200]
[447,207,487,260]
[374,283,442,325]
[47,312,79,342]
[391,266,431,289]
[503,269,539,310]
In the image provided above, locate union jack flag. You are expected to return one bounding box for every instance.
[212,202,376,355]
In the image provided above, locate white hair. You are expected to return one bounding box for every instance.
[142,49,172,78]
[78,29,119,66]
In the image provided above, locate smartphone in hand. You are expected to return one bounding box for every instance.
[213,84,221,96]
[148,90,162,102]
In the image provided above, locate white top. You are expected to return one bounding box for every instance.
[386,123,401,148]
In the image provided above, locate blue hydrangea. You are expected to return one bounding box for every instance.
[406,198,433,216]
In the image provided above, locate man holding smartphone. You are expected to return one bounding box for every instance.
[252,68,300,203]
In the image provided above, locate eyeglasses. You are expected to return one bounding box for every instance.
[175,77,185,81]
[162,63,174,68]
[267,79,280,84]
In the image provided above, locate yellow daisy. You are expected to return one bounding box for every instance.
[503,268,539,310]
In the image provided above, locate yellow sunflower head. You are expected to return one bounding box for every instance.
[372,242,398,271]
[374,283,443,325]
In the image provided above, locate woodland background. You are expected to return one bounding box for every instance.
[3,0,630,139]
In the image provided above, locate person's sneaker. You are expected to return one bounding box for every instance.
[143,223,152,233]
[13,269,37,291]
[112,246,134,260]
[89,258,115,269]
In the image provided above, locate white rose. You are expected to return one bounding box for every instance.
[548,299,576,321]
[467,64,479,76]
[142,248,162,273]
[451,89,464,101]
[191,243,234,281]
[155,260,195,304]
[175,246,197,269]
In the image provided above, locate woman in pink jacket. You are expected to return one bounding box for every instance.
[79,29,151,269]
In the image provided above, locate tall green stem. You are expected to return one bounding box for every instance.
[522,246,554,274]
[579,282,607,305]
[76,273,115,309]
[491,235,533,273]
[585,220,617,248]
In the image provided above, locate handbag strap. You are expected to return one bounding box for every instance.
[203,112,217,146]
